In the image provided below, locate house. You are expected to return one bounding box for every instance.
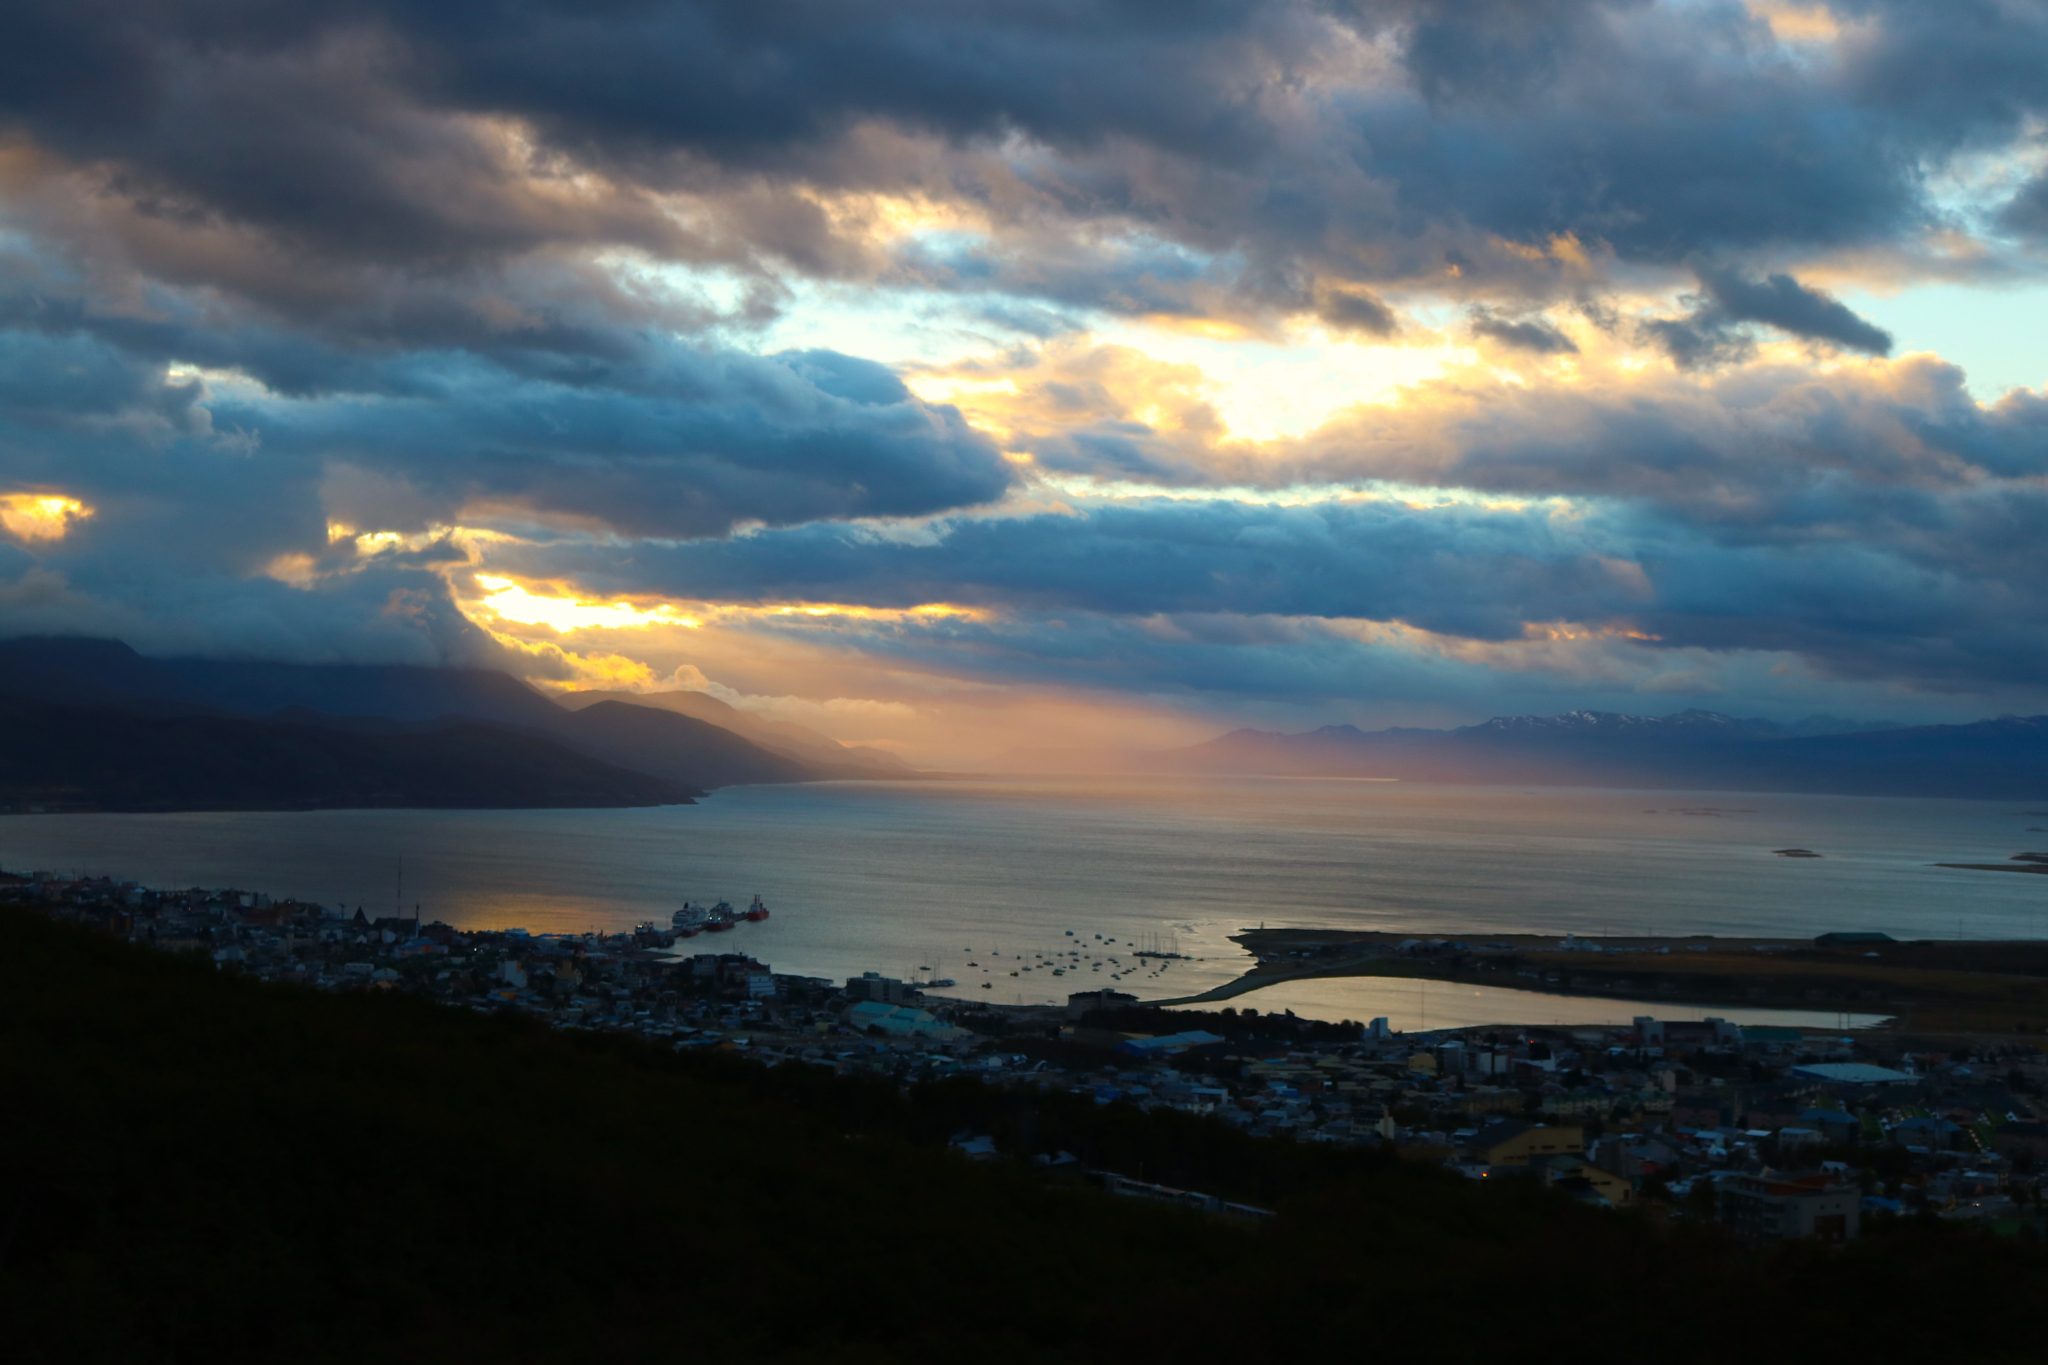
[1716,1175,1860,1243]
[1473,1120,1584,1169]
[1799,1108,1861,1144]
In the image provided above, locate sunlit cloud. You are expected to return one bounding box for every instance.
[1748,2,1848,46]
[469,574,705,634]
[0,493,93,543]
[460,570,989,643]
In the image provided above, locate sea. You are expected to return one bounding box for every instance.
[5,776,2042,1028]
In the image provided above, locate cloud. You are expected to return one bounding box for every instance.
[4,0,2045,333]
[1998,170,2048,240]
[1468,308,1577,354]
[1648,265,1893,366]
[0,292,1015,539]
[494,497,1646,641]
[2,0,2047,738]
[1318,287,1400,336]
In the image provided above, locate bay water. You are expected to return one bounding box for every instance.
[4,776,2040,1026]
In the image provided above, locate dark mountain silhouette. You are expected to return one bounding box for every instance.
[0,635,563,726]
[560,687,915,778]
[0,636,845,809]
[0,694,695,813]
[1151,709,2048,799]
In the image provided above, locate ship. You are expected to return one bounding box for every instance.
[702,900,737,932]
[744,894,770,922]
[671,902,709,937]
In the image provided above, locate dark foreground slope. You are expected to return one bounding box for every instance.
[6,914,2044,1365]
[0,695,696,812]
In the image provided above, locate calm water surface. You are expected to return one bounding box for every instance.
[3,777,2040,1022]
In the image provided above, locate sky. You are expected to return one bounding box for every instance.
[2,1,2047,764]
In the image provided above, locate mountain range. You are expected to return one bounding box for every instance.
[1133,707,2048,799]
[559,688,914,779]
[0,637,917,813]
[7,635,2045,808]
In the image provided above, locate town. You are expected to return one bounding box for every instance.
[11,865,2046,1243]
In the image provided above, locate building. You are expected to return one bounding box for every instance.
[1535,1154,1635,1208]
[845,972,916,1005]
[1789,1062,1917,1086]
[1716,1175,1860,1243]
[843,1000,966,1041]
[1116,1030,1225,1059]
[1065,989,1139,1020]
[1473,1121,1584,1169]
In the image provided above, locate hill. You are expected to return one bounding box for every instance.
[0,694,696,813]
[562,687,916,778]
[5,910,2046,1363]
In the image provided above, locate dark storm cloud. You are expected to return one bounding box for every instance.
[5,1,2045,329]
[1647,266,1893,367]
[492,497,1645,641]
[1317,288,1400,336]
[453,336,2048,698]
[1467,308,1577,355]
[1999,171,2048,240]
[226,345,1017,540]
[492,477,2048,694]
[0,308,1014,541]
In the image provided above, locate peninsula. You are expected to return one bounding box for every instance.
[1156,928,2048,1036]
[1934,852,2048,876]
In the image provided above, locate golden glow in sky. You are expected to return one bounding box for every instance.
[471,575,705,633]
[0,493,93,542]
[1045,318,1477,444]
[467,572,987,637]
